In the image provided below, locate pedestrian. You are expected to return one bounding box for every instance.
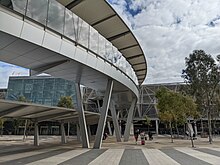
[103,132,108,140]
[148,131,153,140]
[140,131,145,145]
[134,129,139,144]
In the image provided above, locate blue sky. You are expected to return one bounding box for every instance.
[1,0,220,88]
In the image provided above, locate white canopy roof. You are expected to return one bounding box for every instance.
[0,99,104,124]
[58,0,147,84]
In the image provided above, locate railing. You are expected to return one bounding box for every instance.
[0,0,138,84]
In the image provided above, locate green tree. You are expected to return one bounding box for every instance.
[182,50,220,144]
[156,87,197,143]
[17,96,31,103]
[57,96,73,109]
[143,116,151,132]
[0,118,4,136]
[16,96,31,139]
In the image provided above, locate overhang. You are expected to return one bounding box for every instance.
[0,99,105,124]
[57,0,147,85]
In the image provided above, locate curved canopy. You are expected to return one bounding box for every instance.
[57,0,147,85]
[0,99,106,124]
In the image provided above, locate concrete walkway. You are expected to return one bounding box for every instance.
[0,135,220,165]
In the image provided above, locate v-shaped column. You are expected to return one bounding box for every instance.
[124,98,137,142]
[75,83,90,148]
[110,101,122,142]
[93,79,114,149]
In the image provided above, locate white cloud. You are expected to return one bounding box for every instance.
[109,0,220,84]
[0,62,29,88]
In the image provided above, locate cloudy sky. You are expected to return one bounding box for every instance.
[1,0,220,88]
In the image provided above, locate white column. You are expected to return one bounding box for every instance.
[67,122,70,138]
[87,125,92,140]
[194,121,198,137]
[75,83,90,148]
[113,112,120,136]
[156,119,159,135]
[61,122,67,144]
[34,122,39,146]
[107,121,112,136]
[93,79,113,149]
[130,123,134,135]
[124,99,137,142]
[110,101,121,142]
[76,124,81,142]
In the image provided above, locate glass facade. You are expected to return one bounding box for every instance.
[0,0,138,84]
[6,76,77,107]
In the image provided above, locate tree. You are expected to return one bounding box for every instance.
[156,87,197,143]
[16,96,32,140]
[57,96,73,138]
[0,118,4,136]
[57,96,73,109]
[182,50,220,144]
[143,116,151,132]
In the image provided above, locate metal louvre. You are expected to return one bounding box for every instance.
[57,0,147,84]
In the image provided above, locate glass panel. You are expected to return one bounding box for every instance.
[0,0,14,10]
[47,0,65,34]
[26,0,48,25]
[119,56,126,73]
[98,34,106,58]
[64,9,76,41]
[105,41,113,62]
[89,27,99,54]
[11,0,28,15]
[77,17,89,48]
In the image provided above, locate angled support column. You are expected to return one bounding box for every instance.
[130,123,134,136]
[61,122,67,144]
[110,101,121,142]
[156,119,159,135]
[75,83,90,148]
[34,122,39,146]
[124,98,137,142]
[113,112,120,136]
[93,79,114,149]
[76,124,81,142]
[87,125,91,140]
[107,121,112,136]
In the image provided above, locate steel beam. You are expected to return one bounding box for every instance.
[107,31,130,41]
[66,0,84,9]
[92,14,117,27]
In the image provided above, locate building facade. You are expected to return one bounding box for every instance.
[6,76,77,107]
[0,88,7,99]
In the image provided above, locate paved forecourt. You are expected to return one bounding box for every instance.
[1,146,220,165]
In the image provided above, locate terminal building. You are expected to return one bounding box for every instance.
[6,76,77,107]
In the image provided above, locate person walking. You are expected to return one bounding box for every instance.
[134,129,140,144]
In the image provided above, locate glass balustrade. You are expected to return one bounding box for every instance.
[26,0,48,25]
[0,0,138,84]
[64,9,77,41]
[89,27,99,54]
[47,0,65,34]
[11,0,27,15]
